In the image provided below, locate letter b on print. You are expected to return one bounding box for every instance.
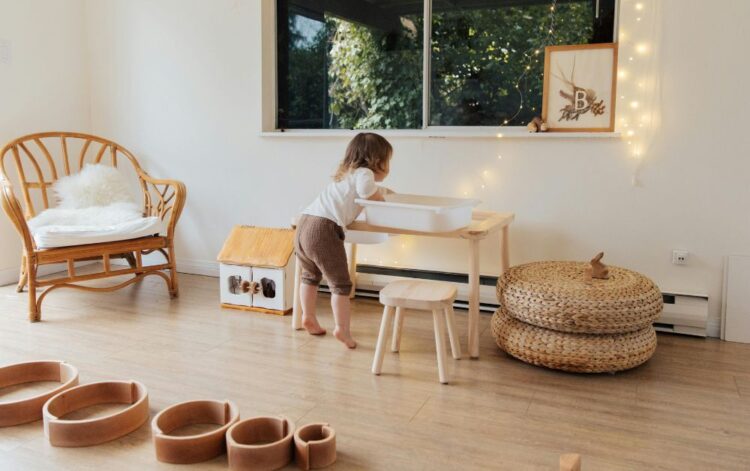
[575,90,587,110]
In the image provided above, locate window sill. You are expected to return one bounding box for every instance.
[259,128,622,139]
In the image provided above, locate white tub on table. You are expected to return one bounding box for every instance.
[355,194,480,232]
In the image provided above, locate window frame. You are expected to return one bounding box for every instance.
[263,0,621,135]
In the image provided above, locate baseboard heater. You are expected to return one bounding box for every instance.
[323,265,710,337]
[654,292,709,337]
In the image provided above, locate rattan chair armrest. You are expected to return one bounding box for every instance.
[137,171,187,239]
[1,177,36,252]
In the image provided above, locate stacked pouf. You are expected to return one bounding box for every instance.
[491,261,663,373]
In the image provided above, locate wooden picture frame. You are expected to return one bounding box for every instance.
[542,43,618,132]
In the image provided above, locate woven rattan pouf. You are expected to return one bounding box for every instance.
[497,261,663,334]
[491,309,657,373]
[492,261,662,373]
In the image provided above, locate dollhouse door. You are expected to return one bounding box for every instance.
[252,267,285,311]
[220,264,253,307]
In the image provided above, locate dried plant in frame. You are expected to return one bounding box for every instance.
[542,43,618,132]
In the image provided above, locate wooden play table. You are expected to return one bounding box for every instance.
[292,210,515,359]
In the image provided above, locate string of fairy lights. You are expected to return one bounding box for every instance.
[617,0,660,177]
[503,0,560,125]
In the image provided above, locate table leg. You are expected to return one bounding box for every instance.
[468,238,481,359]
[500,225,510,275]
[292,255,303,330]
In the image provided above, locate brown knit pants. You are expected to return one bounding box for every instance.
[294,215,352,295]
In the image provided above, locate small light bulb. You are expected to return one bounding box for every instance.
[497,154,503,160]
[483,170,489,176]
[627,130,635,137]
[630,101,640,109]
[496,132,504,138]
[636,43,648,55]
[636,17,642,22]
[635,3,644,11]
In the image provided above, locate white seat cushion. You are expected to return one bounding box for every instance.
[31,216,165,249]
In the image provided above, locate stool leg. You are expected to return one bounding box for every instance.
[391,307,405,352]
[444,305,462,360]
[372,306,395,375]
[432,309,449,384]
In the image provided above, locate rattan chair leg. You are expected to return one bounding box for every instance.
[168,244,179,298]
[17,254,27,293]
[27,259,40,322]
[123,252,138,269]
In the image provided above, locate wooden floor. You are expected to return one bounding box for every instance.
[1,272,749,470]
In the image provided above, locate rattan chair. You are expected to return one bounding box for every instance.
[0,132,186,321]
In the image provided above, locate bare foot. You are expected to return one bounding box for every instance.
[302,316,326,335]
[334,327,357,349]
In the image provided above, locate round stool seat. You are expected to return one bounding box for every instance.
[379,280,457,310]
[491,309,657,373]
[497,261,663,334]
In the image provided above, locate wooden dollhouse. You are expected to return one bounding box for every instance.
[217,226,295,315]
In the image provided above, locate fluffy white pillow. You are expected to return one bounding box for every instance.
[53,164,137,209]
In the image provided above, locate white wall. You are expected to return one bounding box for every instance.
[0,0,91,284]
[79,0,750,336]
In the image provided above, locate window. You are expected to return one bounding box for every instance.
[276,0,616,130]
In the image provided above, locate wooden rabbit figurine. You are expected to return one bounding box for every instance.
[585,252,610,280]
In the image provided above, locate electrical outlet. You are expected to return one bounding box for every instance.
[672,250,689,265]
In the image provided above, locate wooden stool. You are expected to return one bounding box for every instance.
[372,280,461,384]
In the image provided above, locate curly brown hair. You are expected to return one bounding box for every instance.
[334,132,392,181]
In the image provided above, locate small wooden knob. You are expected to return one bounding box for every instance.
[241,281,260,294]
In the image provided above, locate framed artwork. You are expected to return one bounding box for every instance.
[542,43,618,132]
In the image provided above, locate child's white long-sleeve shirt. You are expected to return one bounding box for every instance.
[303,168,378,228]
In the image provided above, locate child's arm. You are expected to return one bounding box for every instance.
[356,169,387,202]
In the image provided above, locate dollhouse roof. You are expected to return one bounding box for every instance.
[217,226,295,268]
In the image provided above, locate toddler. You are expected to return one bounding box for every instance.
[295,132,392,348]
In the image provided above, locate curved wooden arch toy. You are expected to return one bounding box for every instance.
[152,399,240,464]
[0,360,79,427]
[294,423,336,470]
[42,380,149,447]
[227,416,295,471]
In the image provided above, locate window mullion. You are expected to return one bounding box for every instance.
[422,0,432,129]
